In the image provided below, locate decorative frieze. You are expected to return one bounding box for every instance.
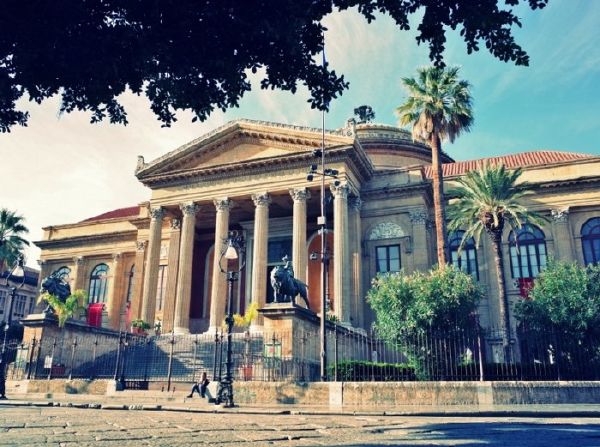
[367,222,406,240]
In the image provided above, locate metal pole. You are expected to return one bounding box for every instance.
[26,336,37,380]
[68,337,77,380]
[217,271,236,407]
[166,331,175,392]
[0,286,16,399]
[113,333,122,381]
[47,338,57,381]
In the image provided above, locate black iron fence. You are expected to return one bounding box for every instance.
[4,324,600,385]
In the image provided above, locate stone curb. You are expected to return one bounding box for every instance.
[2,400,600,418]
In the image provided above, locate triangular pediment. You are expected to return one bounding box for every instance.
[136,119,357,182]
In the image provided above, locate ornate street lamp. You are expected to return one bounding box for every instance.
[307,141,340,382]
[0,255,26,399]
[216,230,246,407]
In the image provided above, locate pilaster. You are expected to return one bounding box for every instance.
[551,208,575,261]
[409,208,430,271]
[129,240,147,321]
[349,197,363,327]
[106,253,124,329]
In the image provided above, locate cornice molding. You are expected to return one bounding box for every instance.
[34,230,138,250]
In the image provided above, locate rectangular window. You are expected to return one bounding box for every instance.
[376,245,401,273]
[13,294,27,318]
[28,298,35,315]
[155,265,168,312]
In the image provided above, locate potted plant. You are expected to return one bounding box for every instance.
[37,289,87,327]
[233,302,258,380]
[154,319,162,336]
[131,319,151,335]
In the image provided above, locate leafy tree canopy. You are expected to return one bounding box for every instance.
[0,208,29,272]
[353,105,375,123]
[367,266,482,341]
[515,260,600,337]
[0,0,548,132]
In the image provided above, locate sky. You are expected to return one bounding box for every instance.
[1,0,599,267]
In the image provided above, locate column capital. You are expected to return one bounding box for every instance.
[252,192,271,207]
[113,253,123,262]
[551,207,570,223]
[409,209,429,225]
[73,256,85,265]
[149,206,165,220]
[170,218,181,230]
[135,240,147,252]
[330,183,351,199]
[349,197,363,211]
[290,188,311,202]
[180,202,201,217]
[214,198,233,212]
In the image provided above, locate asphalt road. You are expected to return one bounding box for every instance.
[1,406,600,446]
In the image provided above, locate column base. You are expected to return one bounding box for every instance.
[173,327,190,335]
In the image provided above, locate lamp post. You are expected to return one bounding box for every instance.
[216,230,246,407]
[307,142,340,382]
[0,255,26,399]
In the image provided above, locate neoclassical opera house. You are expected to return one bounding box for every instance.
[36,119,600,334]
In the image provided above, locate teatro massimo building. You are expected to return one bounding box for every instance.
[35,119,600,335]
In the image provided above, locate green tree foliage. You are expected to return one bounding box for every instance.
[515,260,600,337]
[0,1,548,132]
[0,208,29,272]
[368,266,481,339]
[447,163,544,354]
[367,266,482,379]
[396,66,474,266]
[38,290,87,327]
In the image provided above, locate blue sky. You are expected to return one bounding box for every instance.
[1,0,599,265]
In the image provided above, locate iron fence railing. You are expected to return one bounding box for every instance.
[4,324,600,385]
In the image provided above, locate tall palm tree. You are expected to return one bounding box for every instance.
[0,208,29,272]
[447,164,544,358]
[397,66,473,267]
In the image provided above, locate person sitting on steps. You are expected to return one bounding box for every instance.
[187,372,210,398]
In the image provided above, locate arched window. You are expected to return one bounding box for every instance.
[88,263,109,304]
[125,265,135,303]
[509,225,547,279]
[449,231,479,280]
[53,266,71,282]
[582,217,600,265]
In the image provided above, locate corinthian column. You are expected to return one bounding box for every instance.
[106,253,123,329]
[331,183,351,323]
[349,197,363,327]
[140,206,165,326]
[251,193,271,327]
[173,205,200,334]
[129,241,147,320]
[162,218,181,333]
[290,188,310,284]
[209,199,232,331]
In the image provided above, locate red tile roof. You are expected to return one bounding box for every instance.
[424,150,594,178]
[81,206,140,223]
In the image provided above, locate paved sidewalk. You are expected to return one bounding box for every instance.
[3,392,600,417]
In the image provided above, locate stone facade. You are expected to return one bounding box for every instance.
[34,119,600,335]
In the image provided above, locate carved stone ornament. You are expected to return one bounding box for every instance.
[135,155,146,172]
[113,253,122,262]
[160,243,169,259]
[330,183,351,199]
[136,240,147,252]
[149,206,165,220]
[214,198,233,211]
[73,256,84,265]
[345,118,357,137]
[349,197,363,211]
[180,202,201,217]
[367,222,406,241]
[551,208,569,223]
[170,218,181,230]
[409,209,428,225]
[290,188,311,202]
[252,193,271,207]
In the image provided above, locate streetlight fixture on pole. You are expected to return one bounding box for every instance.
[307,144,340,382]
[0,255,26,399]
[216,230,246,407]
